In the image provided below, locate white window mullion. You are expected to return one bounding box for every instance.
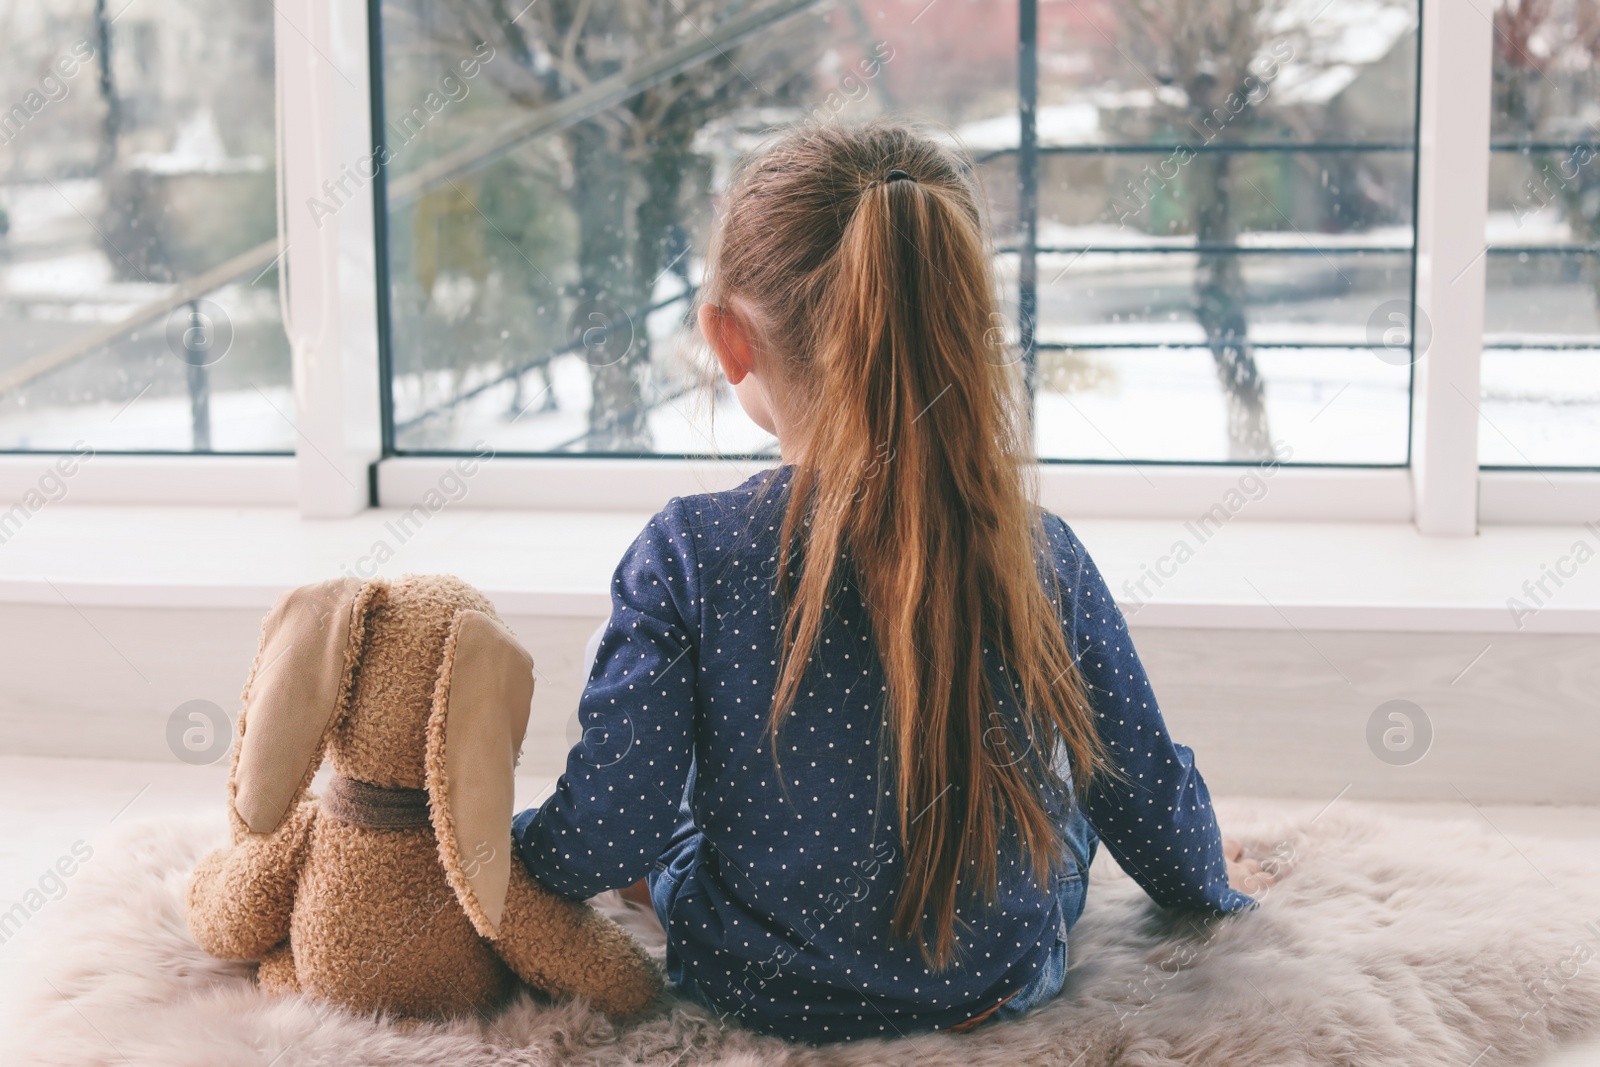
[1409,0,1494,536]
[276,0,383,518]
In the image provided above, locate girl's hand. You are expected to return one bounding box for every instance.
[1223,837,1277,896]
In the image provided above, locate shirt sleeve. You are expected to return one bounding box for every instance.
[513,499,700,899]
[1044,514,1255,914]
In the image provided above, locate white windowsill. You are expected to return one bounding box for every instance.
[5,454,1598,528]
[2,503,1597,633]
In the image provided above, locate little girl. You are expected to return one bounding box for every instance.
[514,121,1271,1044]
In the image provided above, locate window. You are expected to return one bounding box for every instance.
[1483,0,1600,469]
[1024,0,1418,465]
[0,1,291,454]
[378,0,1019,457]
[1,0,1592,521]
[375,0,1421,466]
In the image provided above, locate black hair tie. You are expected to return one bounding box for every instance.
[883,168,915,183]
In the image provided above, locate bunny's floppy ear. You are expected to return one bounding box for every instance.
[425,609,534,938]
[232,578,378,835]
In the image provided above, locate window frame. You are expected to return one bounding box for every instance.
[358,0,1494,526]
[17,0,1595,530]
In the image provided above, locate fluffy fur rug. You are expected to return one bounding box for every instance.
[5,801,1599,1067]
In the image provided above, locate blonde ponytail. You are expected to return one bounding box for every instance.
[703,122,1109,968]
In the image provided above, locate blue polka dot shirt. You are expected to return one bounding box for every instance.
[514,469,1252,1043]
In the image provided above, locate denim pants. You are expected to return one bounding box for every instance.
[646,775,705,999]
[991,797,1099,1022]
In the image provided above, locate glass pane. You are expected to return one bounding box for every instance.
[1038,150,1413,240]
[1481,350,1600,468]
[1035,346,1408,464]
[1036,249,1413,344]
[381,0,1014,455]
[1032,154,1414,463]
[1033,2,1419,464]
[1486,250,1600,344]
[0,2,292,453]
[1481,253,1600,468]
[1485,0,1599,467]
[1023,0,1417,149]
[1489,0,1600,142]
[1487,148,1600,246]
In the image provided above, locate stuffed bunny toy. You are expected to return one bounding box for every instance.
[186,575,662,1018]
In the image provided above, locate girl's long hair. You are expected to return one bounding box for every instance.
[701,121,1109,968]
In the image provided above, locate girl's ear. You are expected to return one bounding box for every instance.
[233,578,380,835]
[701,300,782,437]
[425,610,535,938]
[698,302,753,384]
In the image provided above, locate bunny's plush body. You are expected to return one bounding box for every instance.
[186,575,662,1018]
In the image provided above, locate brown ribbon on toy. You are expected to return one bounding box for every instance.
[321,774,433,830]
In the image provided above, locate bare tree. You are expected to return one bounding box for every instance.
[1117,0,1274,459]
[1117,0,1373,459]
[91,0,118,173]
[434,0,826,451]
